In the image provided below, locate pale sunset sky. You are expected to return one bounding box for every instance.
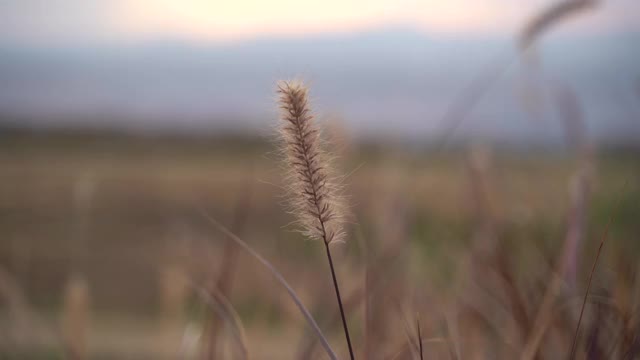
[1,0,639,46]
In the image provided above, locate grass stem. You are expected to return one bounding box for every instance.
[324,240,355,360]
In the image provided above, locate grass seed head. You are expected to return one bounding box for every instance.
[277,80,345,244]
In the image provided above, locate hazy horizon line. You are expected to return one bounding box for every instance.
[2,22,639,51]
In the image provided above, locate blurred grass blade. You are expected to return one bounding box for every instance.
[0,266,71,358]
[520,0,598,49]
[200,209,338,360]
[436,0,597,152]
[444,309,461,360]
[569,181,628,359]
[192,283,249,360]
[207,178,253,359]
[434,56,514,151]
[395,303,419,359]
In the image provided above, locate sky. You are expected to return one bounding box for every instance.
[1,0,639,46]
[0,0,638,142]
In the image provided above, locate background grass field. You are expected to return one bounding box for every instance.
[1,127,638,358]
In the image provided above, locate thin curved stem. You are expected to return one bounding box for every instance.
[324,240,355,360]
[201,210,338,360]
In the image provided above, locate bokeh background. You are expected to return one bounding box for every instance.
[1,0,639,359]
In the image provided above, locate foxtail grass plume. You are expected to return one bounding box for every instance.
[277,81,345,244]
[277,81,354,359]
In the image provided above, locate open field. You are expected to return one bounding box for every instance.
[1,130,638,358]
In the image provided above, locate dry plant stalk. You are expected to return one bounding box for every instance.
[62,274,90,360]
[277,80,354,359]
[436,0,598,152]
[417,314,424,360]
[569,182,628,360]
[207,183,252,359]
[192,284,249,360]
[201,211,338,360]
[519,0,598,49]
[159,265,188,327]
[297,241,403,359]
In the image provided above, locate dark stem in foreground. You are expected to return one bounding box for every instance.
[569,181,627,360]
[569,212,613,360]
[323,239,355,360]
[417,316,424,360]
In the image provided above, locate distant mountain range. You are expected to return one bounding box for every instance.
[0,27,639,143]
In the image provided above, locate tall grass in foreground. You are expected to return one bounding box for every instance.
[277,81,354,359]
